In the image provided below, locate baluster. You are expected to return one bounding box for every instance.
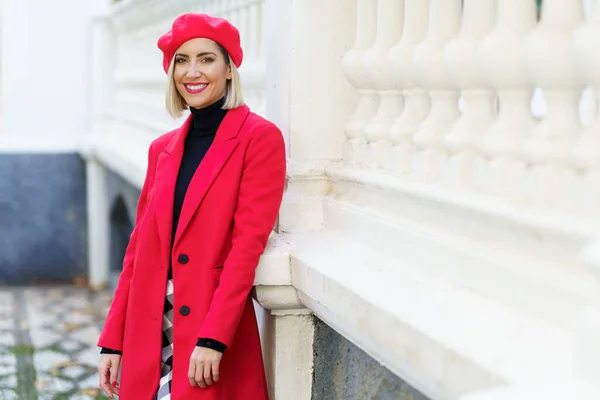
[522,0,584,208]
[362,0,404,169]
[388,0,430,174]
[443,0,497,188]
[478,0,537,199]
[573,1,600,216]
[411,0,462,182]
[342,0,378,164]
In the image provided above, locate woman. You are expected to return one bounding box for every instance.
[97,13,286,400]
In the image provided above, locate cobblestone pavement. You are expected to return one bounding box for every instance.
[0,285,113,400]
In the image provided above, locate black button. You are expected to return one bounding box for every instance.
[178,254,189,264]
[179,305,190,316]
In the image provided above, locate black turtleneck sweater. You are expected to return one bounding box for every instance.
[101,98,228,355]
[171,98,227,249]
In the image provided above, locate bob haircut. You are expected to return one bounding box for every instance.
[165,44,243,118]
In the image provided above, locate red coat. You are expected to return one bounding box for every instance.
[98,104,286,400]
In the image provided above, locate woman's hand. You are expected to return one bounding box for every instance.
[188,346,223,388]
[98,354,121,398]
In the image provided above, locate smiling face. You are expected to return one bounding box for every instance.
[173,38,232,110]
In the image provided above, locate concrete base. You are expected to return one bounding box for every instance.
[312,318,430,400]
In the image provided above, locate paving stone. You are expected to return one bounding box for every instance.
[63,311,95,325]
[71,326,101,347]
[70,393,98,400]
[0,293,13,308]
[1,286,112,398]
[33,350,71,372]
[0,354,17,381]
[0,331,14,347]
[61,364,88,379]
[0,363,16,375]
[74,347,100,368]
[0,388,18,400]
[77,373,101,390]
[60,339,83,353]
[0,353,16,365]
[0,373,18,387]
[24,290,47,308]
[0,317,12,330]
[30,329,62,349]
[25,309,57,329]
[35,373,75,392]
[47,288,65,300]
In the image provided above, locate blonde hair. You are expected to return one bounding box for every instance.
[165,48,244,119]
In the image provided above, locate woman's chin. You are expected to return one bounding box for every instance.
[186,98,212,110]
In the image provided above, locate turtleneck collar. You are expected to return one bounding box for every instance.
[188,97,227,137]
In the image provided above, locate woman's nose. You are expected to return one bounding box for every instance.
[186,63,201,77]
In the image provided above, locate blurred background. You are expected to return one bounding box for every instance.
[2,0,600,399]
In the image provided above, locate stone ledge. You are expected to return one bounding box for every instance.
[83,137,147,190]
[323,196,600,329]
[286,230,577,400]
[459,383,600,400]
[326,163,597,255]
[253,235,308,315]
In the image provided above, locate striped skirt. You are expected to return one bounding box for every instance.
[155,279,174,400]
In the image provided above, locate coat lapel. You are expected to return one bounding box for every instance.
[173,104,250,247]
[153,115,192,261]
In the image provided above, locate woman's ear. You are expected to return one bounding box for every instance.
[227,65,232,80]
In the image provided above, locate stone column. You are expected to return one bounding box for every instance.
[363,0,405,169]
[269,0,356,232]
[83,3,115,289]
[573,1,600,216]
[443,0,497,188]
[388,0,430,174]
[258,1,357,398]
[255,282,314,400]
[479,0,537,198]
[86,160,110,289]
[522,0,584,208]
[412,0,462,182]
[342,0,378,165]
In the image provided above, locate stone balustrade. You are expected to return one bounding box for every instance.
[338,0,598,212]
[331,0,600,398]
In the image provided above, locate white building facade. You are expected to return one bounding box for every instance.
[4,0,600,399]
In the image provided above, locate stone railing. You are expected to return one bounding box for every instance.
[318,0,600,399]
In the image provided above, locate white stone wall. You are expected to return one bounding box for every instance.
[0,0,93,152]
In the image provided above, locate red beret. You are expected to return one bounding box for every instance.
[157,13,243,74]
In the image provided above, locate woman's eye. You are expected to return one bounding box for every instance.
[175,58,186,63]
[201,57,215,63]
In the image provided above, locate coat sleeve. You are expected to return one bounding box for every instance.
[198,126,286,347]
[97,143,158,351]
